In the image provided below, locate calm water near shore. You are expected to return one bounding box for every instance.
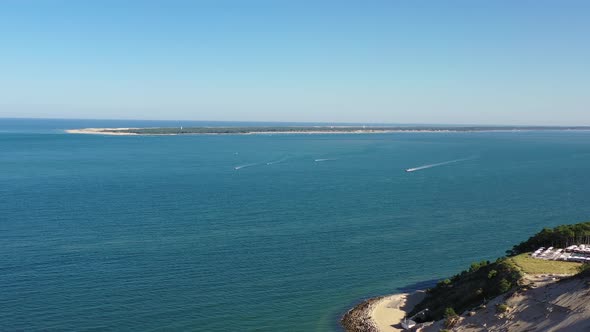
[2,119,590,331]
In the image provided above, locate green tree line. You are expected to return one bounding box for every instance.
[507,222,590,256]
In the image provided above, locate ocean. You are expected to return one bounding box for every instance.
[2,118,590,331]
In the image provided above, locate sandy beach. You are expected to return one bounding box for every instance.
[65,128,139,135]
[371,291,426,332]
[341,291,426,332]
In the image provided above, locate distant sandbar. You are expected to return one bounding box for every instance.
[66,128,140,135]
[65,125,590,136]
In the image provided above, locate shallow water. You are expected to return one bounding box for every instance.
[2,119,590,331]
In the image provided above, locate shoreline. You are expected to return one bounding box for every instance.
[341,291,426,332]
[342,273,589,332]
[65,127,590,136]
[65,128,140,135]
[65,128,472,136]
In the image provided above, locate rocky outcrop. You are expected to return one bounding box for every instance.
[341,297,382,332]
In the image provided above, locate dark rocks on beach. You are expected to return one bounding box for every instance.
[340,297,382,332]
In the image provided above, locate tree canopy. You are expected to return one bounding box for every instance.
[508,222,590,256]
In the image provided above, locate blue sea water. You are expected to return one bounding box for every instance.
[2,118,590,331]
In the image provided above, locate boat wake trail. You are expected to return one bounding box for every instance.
[234,163,258,170]
[405,156,476,173]
[266,156,289,165]
[314,158,337,162]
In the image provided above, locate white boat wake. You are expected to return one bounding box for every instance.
[314,158,336,162]
[405,157,476,173]
[266,156,289,165]
[234,163,258,170]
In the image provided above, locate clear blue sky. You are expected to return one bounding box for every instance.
[1,0,588,125]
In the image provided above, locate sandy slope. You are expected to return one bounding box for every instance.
[422,275,590,332]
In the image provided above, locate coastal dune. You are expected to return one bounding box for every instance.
[343,222,590,332]
[344,276,590,332]
[422,274,590,331]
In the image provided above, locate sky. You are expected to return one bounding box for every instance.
[0,0,588,125]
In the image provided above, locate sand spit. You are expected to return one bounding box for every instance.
[65,126,590,137]
[341,291,425,332]
[422,274,590,332]
[65,128,139,135]
[63,127,590,136]
[65,128,460,136]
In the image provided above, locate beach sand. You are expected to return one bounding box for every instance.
[65,128,139,135]
[371,291,426,332]
[341,291,426,332]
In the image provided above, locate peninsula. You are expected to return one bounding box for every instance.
[66,125,590,136]
[342,221,590,332]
